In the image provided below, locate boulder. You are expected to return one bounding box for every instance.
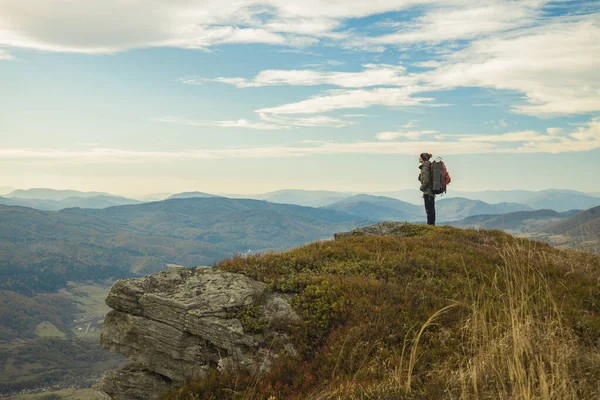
[100,267,299,399]
[334,221,418,239]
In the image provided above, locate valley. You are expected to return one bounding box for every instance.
[0,189,599,397]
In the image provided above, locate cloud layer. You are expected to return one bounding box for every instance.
[2,1,599,157]
[3,118,599,163]
[188,14,599,120]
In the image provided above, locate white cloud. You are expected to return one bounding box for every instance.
[2,1,597,121]
[546,127,563,136]
[176,13,598,119]
[365,1,545,45]
[5,119,598,164]
[376,130,437,140]
[0,0,437,54]
[257,87,439,115]
[0,1,553,55]
[424,15,600,116]
[401,120,419,128]
[153,116,285,130]
[459,130,558,143]
[246,14,599,117]
[154,113,354,130]
[413,60,441,68]
[257,113,355,128]
[186,64,412,88]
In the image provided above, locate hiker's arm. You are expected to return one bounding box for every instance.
[420,166,431,191]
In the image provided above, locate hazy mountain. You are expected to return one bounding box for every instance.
[370,190,424,205]
[524,192,600,212]
[444,189,574,203]
[0,194,140,211]
[59,195,141,208]
[436,198,534,221]
[136,193,173,201]
[323,195,534,223]
[6,188,110,201]
[587,192,600,198]
[0,198,369,295]
[376,189,598,211]
[170,188,600,212]
[323,194,422,221]
[0,196,60,210]
[515,206,600,252]
[168,191,216,200]
[444,209,582,234]
[545,206,600,237]
[255,189,354,207]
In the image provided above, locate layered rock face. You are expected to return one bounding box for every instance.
[334,221,414,239]
[100,267,299,400]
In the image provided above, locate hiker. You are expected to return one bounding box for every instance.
[418,152,435,226]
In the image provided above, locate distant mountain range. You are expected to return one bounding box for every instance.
[0,193,141,211]
[444,209,582,234]
[254,189,353,207]
[0,197,370,295]
[243,189,600,213]
[3,187,600,215]
[444,206,600,253]
[324,194,422,221]
[136,193,173,201]
[546,205,600,238]
[168,191,216,200]
[435,198,533,221]
[323,194,534,222]
[5,188,111,201]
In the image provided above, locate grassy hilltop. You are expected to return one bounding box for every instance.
[164,224,600,399]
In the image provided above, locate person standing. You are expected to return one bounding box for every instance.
[418,153,435,225]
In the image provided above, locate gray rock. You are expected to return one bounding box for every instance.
[334,221,416,239]
[102,364,172,400]
[101,267,300,398]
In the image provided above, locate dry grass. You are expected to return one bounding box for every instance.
[162,226,600,400]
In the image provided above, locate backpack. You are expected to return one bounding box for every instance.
[431,158,452,195]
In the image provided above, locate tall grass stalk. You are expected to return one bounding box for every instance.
[451,241,580,399]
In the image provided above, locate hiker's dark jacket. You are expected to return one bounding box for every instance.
[419,160,435,196]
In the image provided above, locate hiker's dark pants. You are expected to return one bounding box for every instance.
[424,194,435,226]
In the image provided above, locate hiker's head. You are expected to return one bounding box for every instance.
[419,153,432,162]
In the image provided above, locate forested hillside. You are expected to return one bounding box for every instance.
[0,198,368,295]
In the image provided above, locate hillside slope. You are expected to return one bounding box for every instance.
[436,197,533,220]
[445,209,581,233]
[524,191,600,212]
[0,198,369,295]
[256,189,352,207]
[546,205,600,236]
[0,195,141,211]
[126,223,599,399]
[323,194,421,221]
[5,188,109,201]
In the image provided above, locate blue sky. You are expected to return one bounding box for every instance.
[0,0,599,196]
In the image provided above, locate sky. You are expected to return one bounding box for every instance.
[0,0,599,197]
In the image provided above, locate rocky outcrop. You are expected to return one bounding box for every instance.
[101,364,172,400]
[100,267,300,400]
[334,221,417,240]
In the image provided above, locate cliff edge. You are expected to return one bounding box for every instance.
[100,267,299,399]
